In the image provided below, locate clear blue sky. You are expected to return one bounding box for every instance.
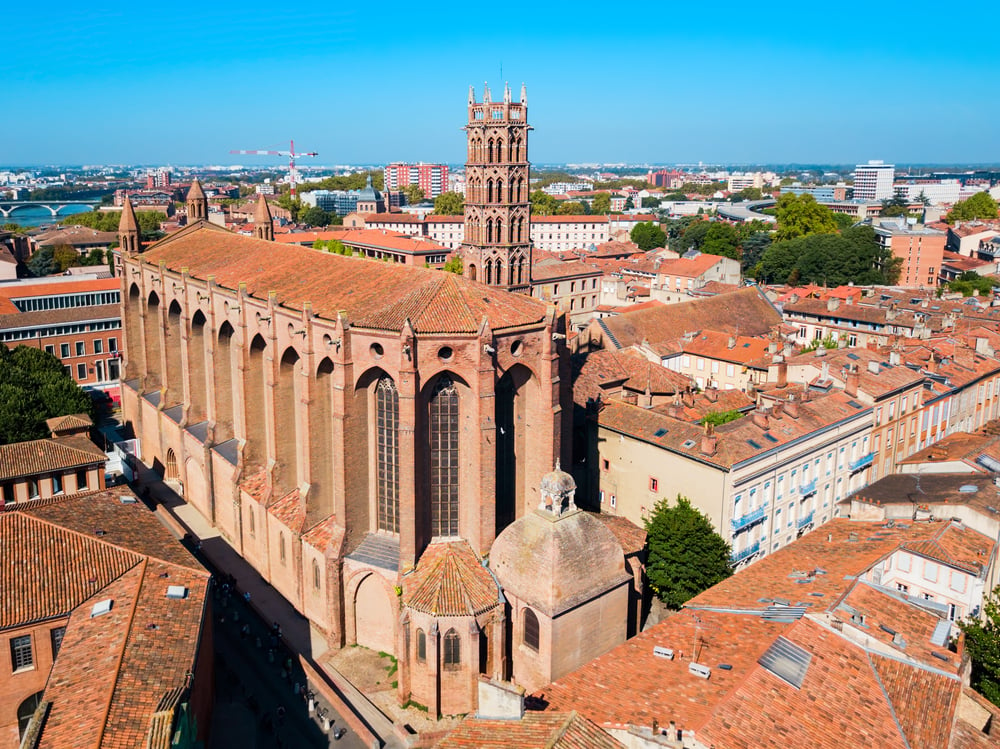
[3,1,997,167]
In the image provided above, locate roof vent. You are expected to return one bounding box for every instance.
[653,647,675,660]
[717,663,733,671]
[166,586,188,600]
[119,495,138,504]
[688,663,711,680]
[879,624,897,636]
[91,599,113,618]
[959,485,978,493]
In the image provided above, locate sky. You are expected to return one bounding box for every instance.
[3,1,998,167]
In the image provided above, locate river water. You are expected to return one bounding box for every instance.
[3,205,93,228]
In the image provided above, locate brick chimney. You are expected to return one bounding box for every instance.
[701,423,718,457]
[668,395,685,419]
[785,394,799,418]
[705,385,718,403]
[772,400,784,419]
[845,365,860,397]
[752,406,770,430]
[681,387,695,408]
[727,335,736,349]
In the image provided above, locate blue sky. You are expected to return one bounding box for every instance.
[3,1,998,167]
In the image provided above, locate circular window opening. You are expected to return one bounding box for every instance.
[438,346,454,362]
[287,323,296,337]
[511,340,523,357]
[370,343,384,359]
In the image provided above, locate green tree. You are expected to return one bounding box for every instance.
[739,231,772,274]
[442,255,464,274]
[530,190,558,215]
[432,191,464,216]
[630,221,667,251]
[591,193,611,214]
[300,206,333,227]
[831,212,855,232]
[556,201,587,215]
[276,194,304,222]
[624,196,634,211]
[700,223,740,260]
[680,220,711,251]
[402,185,425,205]
[947,192,999,224]
[701,410,741,427]
[948,271,997,297]
[960,587,1000,707]
[879,194,911,218]
[52,245,79,272]
[0,345,93,444]
[26,247,57,277]
[642,195,663,209]
[79,248,106,266]
[774,193,839,241]
[645,494,733,608]
[758,224,900,286]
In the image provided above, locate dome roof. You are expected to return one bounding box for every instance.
[540,467,575,496]
[357,175,380,201]
[490,509,628,617]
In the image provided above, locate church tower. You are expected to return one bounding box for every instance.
[461,83,532,293]
[186,178,208,223]
[253,193,274,241]
[118,195,140,256]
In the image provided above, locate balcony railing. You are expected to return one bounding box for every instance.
[731,540,761,564]
[797,510,815,529]
[849,452,876,473]
[799,478,817,497]
[731,504,767,533]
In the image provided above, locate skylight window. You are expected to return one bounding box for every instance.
[166,586,188,600]
[91,599,113,618]
[654,428,668,437]
[747,439,762,449]
[758,636,812,689]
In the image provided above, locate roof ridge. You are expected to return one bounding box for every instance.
[545,711,577,748]
[7,510,147,567]
[867,652,915,749]
[97,558,148,748]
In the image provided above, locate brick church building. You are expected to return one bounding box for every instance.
[116,87,632,717]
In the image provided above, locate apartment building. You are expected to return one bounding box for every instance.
[530,256,602,327]
[874,218,946,288]
[0,276,122,401]
[853,160,895,201]
[383,162,449,199]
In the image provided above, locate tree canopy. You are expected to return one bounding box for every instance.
[0,345,93,444]
[442,255,463,274]
[530,190,559,215]
[645,494,733,608]
[298,170,384,193]
[630,221,667,251]
[960,586,1000,707]
[774,193,839,241]
[61,209,166,240]
[758,224,901,286]
[946,192,999,224]
[300,206,338,228]
[432,191,464,216]
[947,271,997,297]
[402,185,425,205]
[591,193,611,214]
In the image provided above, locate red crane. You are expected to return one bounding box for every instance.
[230,140,318,198]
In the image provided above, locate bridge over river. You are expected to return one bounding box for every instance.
[0,200,101,219]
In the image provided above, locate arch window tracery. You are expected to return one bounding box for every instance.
[429,376,460,537]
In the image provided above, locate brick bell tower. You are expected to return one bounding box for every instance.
[461,82,532,293]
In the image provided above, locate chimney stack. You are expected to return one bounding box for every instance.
[845,365,860,397]
[705,385,718,403]
[701,423,718,457]
[785,394,799,418]
[752,406,770,430]
[727,335,736,349]
[681,387,695,408]
[772,400,784,419]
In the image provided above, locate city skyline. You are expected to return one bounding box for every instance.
[4,1,998,166]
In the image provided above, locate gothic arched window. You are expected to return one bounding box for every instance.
[429,376,460,537]
[487,139,494,163]
[486,179,494,204]
[313,559,322,590]
[416,629,426,662]
[495,139,504,163]
[376,376,400,533]
[496,180,503,204]
[524,608,540,651]
[486,219,494,244]
[485,259,493,286]
[443,628,461,669]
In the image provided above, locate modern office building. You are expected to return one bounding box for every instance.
[853,160,895,201]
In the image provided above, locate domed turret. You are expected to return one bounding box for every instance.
[538,460,576,516]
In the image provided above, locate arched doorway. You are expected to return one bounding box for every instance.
[354,574,395,654]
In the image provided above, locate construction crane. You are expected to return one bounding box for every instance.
[230,140,318,198]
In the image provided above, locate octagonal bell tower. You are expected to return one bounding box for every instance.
[461,82,532,293]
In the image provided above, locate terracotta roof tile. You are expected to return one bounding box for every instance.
[140,224,548,334]
[44,413,93,433]
[403,541,501,617]
[585,512,646,555]
[437,711,623,748]
[0,434,106,481]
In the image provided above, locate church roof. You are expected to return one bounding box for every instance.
[118,197,139,233]
[490,509,629,617]
[253,193,272,223]
[139,224,550,334]
[186,179,206,200]
[403,541,501,617]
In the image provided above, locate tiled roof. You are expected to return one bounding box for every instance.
[597,287,781,350]
[679,330,771,366]
[598,389,870,470]
[0,434,106,481]
[267,488,305,532]
[4,491,210,748]
[302,515,346,553]
[530,259,602,282]
[339,228,448,254]
[0,512,141,628]
[436,711,623,748]
[585,512,646,555]
[0,303,119,330]
[403,541,500,617]
[139,224,549,334]
[652,252,729,278]
[44,413,93,433]
[901,520,994,576]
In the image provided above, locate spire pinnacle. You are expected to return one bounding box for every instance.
[468,85,475,105]
[483,82,491,103]
[118,195,139,233]
[504,81,511,103]
[520,82,527,105]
